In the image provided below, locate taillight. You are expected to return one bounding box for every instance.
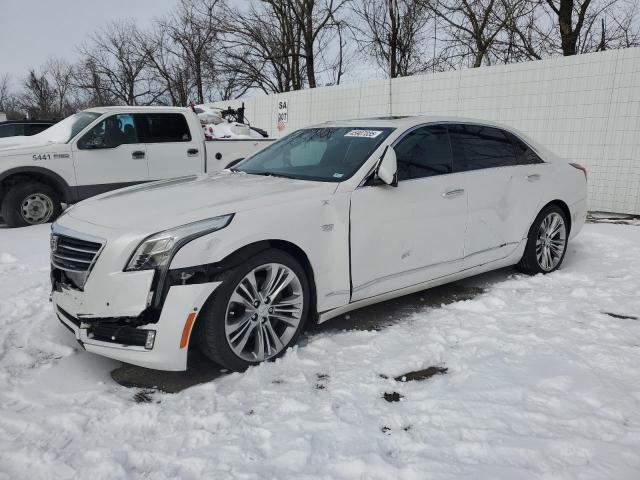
[569,162,587,180]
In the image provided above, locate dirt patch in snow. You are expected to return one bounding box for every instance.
[394,366,448,382]
[383,391,404,402]
[603,311,638,320]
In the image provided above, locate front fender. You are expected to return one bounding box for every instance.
[169,193,352,313]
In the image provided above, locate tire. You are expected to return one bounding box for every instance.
[517,204,569,275]
[196,248,311,372]
[1,182,62,227]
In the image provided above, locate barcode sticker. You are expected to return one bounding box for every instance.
[344,130,383,138]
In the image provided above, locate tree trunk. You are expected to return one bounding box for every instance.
[558,0,578,55]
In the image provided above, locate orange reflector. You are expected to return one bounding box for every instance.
[180,312,197,349]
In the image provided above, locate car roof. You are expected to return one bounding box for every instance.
[310,115,520,130]
[0,119,57,125]
[86,106,192,114]
[305,114,558,162]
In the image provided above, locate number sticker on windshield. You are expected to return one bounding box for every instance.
[344,130,383,138]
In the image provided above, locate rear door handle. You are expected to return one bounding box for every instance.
[187,148,199,156]
[442,188,465,198]
[132,150,145,160]
[525,174,541,181]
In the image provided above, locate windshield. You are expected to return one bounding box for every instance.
[236,127,394,182]
[34,111,101,144]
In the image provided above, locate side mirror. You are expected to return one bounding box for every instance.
[377,146,398,187]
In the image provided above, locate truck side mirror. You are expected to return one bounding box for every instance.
[377,146,398,187]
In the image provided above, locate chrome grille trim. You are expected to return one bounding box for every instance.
[50,224,106,288]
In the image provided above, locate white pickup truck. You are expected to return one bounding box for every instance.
[0,106,273,227]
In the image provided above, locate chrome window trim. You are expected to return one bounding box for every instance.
[356,120,545,188]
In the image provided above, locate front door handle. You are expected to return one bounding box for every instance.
[187,148,199,157]
[525,174,541,181]
[132,150,145,160]
[442,188,465,198]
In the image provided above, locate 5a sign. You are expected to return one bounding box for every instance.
[277,100,288,132]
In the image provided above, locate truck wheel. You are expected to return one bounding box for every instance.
[1,182,62,227]
[197,248,311,372]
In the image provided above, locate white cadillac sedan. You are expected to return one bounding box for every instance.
[51,116,587,372]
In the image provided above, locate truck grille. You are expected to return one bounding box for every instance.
[51,233,104,288]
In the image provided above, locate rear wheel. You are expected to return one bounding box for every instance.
[1,182,62,227]
[517,205,568,275]
[197,248,310,372]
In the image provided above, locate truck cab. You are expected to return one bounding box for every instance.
[0,106,272,227]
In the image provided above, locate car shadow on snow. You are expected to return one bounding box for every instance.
[111,269,511,394]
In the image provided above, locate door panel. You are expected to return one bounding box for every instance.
[458,168,519,267]
[350,179,467,301]
[505,133,549,242]
[350,124,467,301]
[73,114,149,196]
[448,124,522,268]
[138,113,203,180]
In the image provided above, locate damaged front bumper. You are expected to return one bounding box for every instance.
[52,281,220,371]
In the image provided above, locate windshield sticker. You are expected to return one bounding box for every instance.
[344,130,383,138]
[333,173,344,178]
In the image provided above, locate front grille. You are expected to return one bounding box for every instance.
[51,234,104,288]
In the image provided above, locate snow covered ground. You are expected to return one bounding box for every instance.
[1,223,639,479]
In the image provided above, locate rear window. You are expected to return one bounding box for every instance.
[25,123,51,136]
[508,132,544,165]
[0,124,17,137]
[136,113,191,143]
[449,124,517,172]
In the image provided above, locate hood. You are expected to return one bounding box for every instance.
[0,136,59,154]
[66,171,337,232]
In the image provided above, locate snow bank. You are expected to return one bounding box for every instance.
[0,224,639,479]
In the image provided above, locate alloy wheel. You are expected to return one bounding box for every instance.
[224,263,304,362]
[535,212,566,271]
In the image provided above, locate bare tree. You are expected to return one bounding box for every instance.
[158,0,224,104]
[78,20,160,105]
[429,0,514,68]
[289,0,349,87]
[20,70,58,118]
[0,74,12,113]
[142,25,195,106]
[222,0,305,93]
[351,0,431,78]
[499,0,640,59]
[44,58,78,116]
[544,0,594,55]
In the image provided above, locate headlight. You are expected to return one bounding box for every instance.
[125,214,234,271]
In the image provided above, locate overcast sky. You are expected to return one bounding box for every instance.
[0,0,178,85]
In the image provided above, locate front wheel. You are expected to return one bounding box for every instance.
[197,248,311,372]
[517,205,568,275]
[1,182,62,227]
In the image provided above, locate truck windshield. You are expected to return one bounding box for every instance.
[235,127,394,182]
[34,111,101,144]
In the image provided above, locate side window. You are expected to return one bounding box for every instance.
[449,124,517,172]
[141,113,191,143]
[78,114,138,149]
[394,125,453,181]
[25,124,50,136]
[0,124,16,137]
[507,132,544,165]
